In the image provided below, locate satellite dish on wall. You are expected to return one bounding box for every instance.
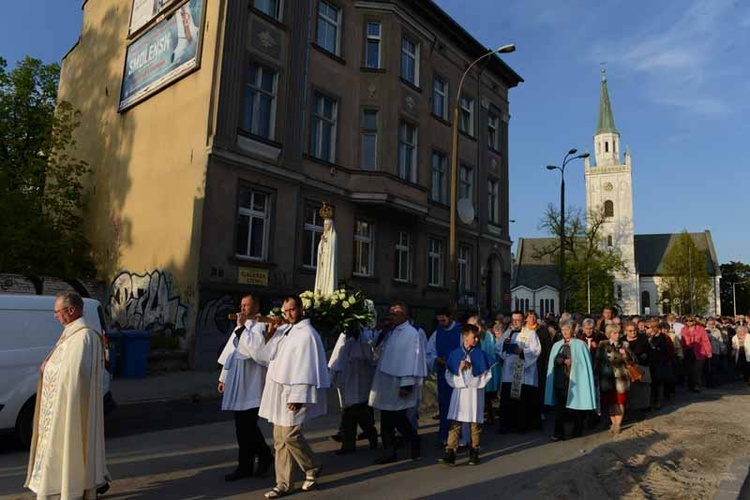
[457,198,475,224]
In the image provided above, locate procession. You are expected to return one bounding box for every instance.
[18,204,750,499]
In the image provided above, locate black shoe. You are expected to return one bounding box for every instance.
[96,482,110,496]
[335,448,356,455]
[374,453,398,465]
[366,431,378,450]
[329,433,343,443]
[550,434,565,442]
[468,448,480,465]
[439,450,456,466]
[256,455,273,477]
[225,467,253,481]
[410,438,421,460]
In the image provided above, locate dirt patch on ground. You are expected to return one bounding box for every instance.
[538,386,750,499]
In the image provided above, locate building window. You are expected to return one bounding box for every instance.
[433,76,448,120]
[641,290,651,314]
[604,200,614,217]
[488,178,499,224]
[524,298,530,312]
[317,1,341,56]
[550,299,555,314]
[361,109,378,170]
[458,244,471,292]
[242,62,277,139]
[364,21,381,68]
[310,92,337,162]
[617,284,622,300]
[605,141,609,153]
[398,121,418,182]
[459,164,474,202]
[430,150,448,203]
[459,95,474,135]
[302,204,324,268]
[401,36,419,85]
[254,0,282,20]
[428,238,444,286]
[488,108,500,150]
[607,235,613,247]
[353,219,374,276]
[236,189,270,260]
[394,231,411,282]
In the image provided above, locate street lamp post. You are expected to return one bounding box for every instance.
[449,43,515,312]
[546,149,590,313]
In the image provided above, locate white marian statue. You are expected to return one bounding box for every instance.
[314,203,337,295]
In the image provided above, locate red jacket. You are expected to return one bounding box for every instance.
[681,325,713,361]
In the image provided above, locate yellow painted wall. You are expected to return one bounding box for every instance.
[57,0,225,347]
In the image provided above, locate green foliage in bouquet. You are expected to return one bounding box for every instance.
[298,289,375,340]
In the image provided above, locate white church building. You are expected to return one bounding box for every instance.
[512,70,721,317]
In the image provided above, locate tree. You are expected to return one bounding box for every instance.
[0,56,94,277]
[720,261,750,316]
[658,231,713,315]
[537,204,627,314]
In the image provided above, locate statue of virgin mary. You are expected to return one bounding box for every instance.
[314,203,337,295]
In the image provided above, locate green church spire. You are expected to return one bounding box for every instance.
[596,68,618,135]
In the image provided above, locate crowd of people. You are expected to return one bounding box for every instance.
[26,289,750,499]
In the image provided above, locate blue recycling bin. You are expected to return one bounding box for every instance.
[106,331,122,378]
[118,330,151,378]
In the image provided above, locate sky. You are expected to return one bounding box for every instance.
[1,0,749,264]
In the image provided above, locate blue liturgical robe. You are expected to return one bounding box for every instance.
[427,322,462,441]
[543,338,597,411]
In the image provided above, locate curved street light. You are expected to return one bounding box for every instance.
[546,149,590,313]
[449,44,516,311]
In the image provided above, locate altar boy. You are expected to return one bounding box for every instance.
[440,324,493,466]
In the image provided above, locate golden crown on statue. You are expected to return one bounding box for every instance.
[319,202,334,220]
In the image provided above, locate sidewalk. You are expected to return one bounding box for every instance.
[110,369,220,405]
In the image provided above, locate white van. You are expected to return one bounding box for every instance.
[0,294,112,446]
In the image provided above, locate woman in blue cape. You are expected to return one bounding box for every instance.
[544,320,597,441]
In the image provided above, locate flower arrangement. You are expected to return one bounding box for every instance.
[298,288,375,339]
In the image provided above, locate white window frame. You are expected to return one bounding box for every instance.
[353,219,374,277]
[428,238,444,286]
[459,163,474,202]
[488,178,499,224]
[236,189,270,261]
[317,1,341,56]
[361,109,378,170]
[394,231,411,282]
[458,244,471,292]
[401,36,420,86]
[459,95,474,136]
[242,62,278,139]
[430,150,448,203]
[433,76,448,120]
[254,0,282,20]
[310,92,338,162]
[488,109,500,150]
[302,205,324,268]
[364,21,381,68]
[398,121,418,183]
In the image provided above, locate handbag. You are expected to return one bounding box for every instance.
[626,361,644,382]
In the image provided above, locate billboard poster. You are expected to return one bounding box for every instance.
[119,0,205,111]
[129,0,181,35]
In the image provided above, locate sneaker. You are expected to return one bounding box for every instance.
[468,448,480,465]
[439,450,456,466]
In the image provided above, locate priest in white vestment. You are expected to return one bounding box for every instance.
[495,311,542,433]
[26,292,110,500]
[368,302,427,464]
[217,294,274,481]
[257,295,330,499]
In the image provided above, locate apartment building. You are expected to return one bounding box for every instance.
[59,0,522,367]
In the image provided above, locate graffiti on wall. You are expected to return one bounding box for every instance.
[107,270,188,335]
[196,294,235,337]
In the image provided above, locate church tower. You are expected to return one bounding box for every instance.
[584,69,638,314]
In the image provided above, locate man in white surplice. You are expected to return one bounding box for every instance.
[26,291,110,499]
[257,295,330,499]
[369,301,427,464]
[217,294,274,481]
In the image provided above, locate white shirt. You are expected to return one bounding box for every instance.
[217,319,268,411]
[446,363,492,423]
[368,322,426,411]
[328,331,376,407]
[258,319,329,427]
[495,326,542,387]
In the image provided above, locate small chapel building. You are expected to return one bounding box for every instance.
[512,70,721,317]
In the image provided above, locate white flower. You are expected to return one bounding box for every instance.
[330,296,338,305]
[342,301,351,309]
[314,300,321,309]
[302,298,312,310]
[348,295,357,305]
